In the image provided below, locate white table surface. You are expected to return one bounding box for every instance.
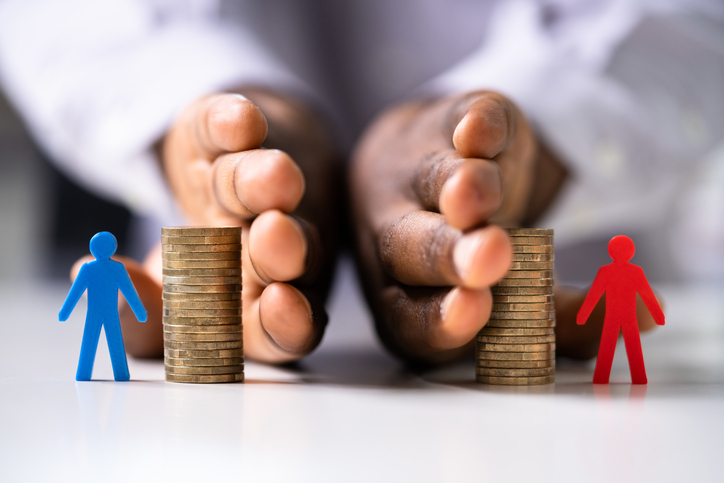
[1,258,723,483]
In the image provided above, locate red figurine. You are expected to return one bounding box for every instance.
[577,236,665,384]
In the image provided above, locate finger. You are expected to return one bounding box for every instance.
[447,91,515,159]
[412,150,503,229]
[244,282,325,362]
[379,285,492,359]
[212,149,305,218]
[194,94,268,156]
[249,210,318,283]
[378,211,512,288]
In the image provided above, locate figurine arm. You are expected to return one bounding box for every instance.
[116,265,147,322]
[59,265,89,321]
[636,267,665,326]
[576,268,606,325]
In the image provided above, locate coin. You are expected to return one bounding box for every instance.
[479,327,554,336]
[162,276,242,286]
[163,284,242,293]
[164,365,243,375]
[162,243,241,253]
[476,335,555,344]
[475,367,554,377]
[509,245,554,254]
[476,350,554,361]
[495,278,553,287]
[162,268,241,277]
[511,253,554,262]
[476,358,555,369]
[492,302,555,312]
[165,348,245,358]
[165,356,244,367]
[162,227,241,236]
[165,372,244,383]
[163,300,241,310]
[507,228,553,236]
[491,286,553,295]
[509,261,554,271]
[165,340,243,350]
[492,294,554,303]
[477,342,555,352]
[503,270,553,279]
[509,236,553,246]
[162,251,240,260]
[485,318,555,328]
[164,332,242,342]
[163,259,242,269]
[163,316,242,326]
[161,235,241,245]
[475,375,554,385]
[489,311,555,320]
[164,308,240,318]
[163,324,242,333]
[162,291,241,301]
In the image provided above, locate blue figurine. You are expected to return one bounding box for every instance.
[59,232,147,381]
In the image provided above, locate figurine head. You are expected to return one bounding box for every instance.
[608,235,635,262]
[89,232,117,260]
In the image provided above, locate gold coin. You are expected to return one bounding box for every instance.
[509,261,554,271]
[165,372,244,383]
[165,365,243,375]
[485,319,555,328]
[475,366,554,377]
[163,243,241,253]
[504,270,553,279]
[492,294,554,304]
[162,268,241,277]
[162,275,242,285]
[163,259,241,269]
[162,227,242,236]
[509,236,553,246]
[490,311,555,320]
[512,253,554,262]
[163,291,241,301]
[165,348,244,358]
[475,375,554,385]
[476,358,556,369]
[163,251,240,261]
[164,308,240,318]
[479,327,554,337]
[507,228,553,236]
[492,302,555,312]
[165,356,244,367]
[163,300,241,310]
[477,342,555,352]
[491,286,553,295]
[164,324,242,333]
[476,350,554,361]
[511,245,554,254]
[496,278,553,287]
[165,340,243,350]
[163,284,241,293]
[161,235,241,245]
[163,316,242,326]
[477,335,555,344]
[164,332,242,342]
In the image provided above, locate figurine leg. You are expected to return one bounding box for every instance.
[76,316,102,381]
[592,320,620,384]
[104,317,130,382]
[622,321,647,384]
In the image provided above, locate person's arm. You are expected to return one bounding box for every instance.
[114,263,147,323]
[59,265,89,321]
[635,266,665,326]
[576,268,607,326]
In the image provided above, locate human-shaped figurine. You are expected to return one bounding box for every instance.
[59,232,147,381]
[577,235,665,384]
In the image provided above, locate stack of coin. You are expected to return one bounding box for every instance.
[162,227,244,383]
[475,228,555,385]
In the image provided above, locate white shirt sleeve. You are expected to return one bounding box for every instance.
[423,0,724,249]
[0,0,315,221]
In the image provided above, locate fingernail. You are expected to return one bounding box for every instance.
[453,231,481,280]
[440,287,461,321]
